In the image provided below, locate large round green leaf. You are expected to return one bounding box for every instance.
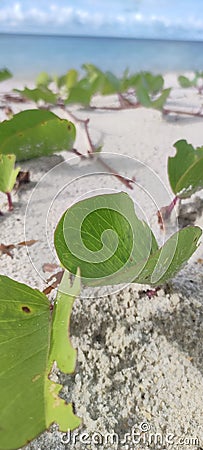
[54,192,157,285]
[0,110,76,161]
[54,192,202,287]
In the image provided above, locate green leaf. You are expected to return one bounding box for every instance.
[178,75,194,88]
[100,71,121,95]
[168,139,203,198]
[140,72,164,95]
[0,273,81,450]
[65,79,93,106]
[14,87,57,105]
[151,88,171,110]
[56,69,78,90]
[135,73,169,109]
[119,68,131,92]
[46,270,81,431]
[54,192,158,285]
[135,226,202,285]
[49,269,81,373]
[0,154,20,193]
[127,73,140,89]
[82,64,121,95]
[54,192,202,287]
[0,110,76,161]
[136,83,152,107]
[36,72,52,87]
[0,68,12,82]
[89,226,202,287]
[65,69,78,89]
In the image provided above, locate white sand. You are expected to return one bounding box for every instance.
[0,74,203,450]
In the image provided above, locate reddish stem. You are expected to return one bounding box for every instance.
[84,118,94,153]
[6,192,13,211]
[163,107,203,117]
[146,287,160,299]
[67,109,135,189]
[95,155,134,190]
[157,196,179,230]
[166,195,179,217]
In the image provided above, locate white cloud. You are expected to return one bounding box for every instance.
[0,1,203,39]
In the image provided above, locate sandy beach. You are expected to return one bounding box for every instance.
[0,74,203,449]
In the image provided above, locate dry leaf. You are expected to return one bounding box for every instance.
[157,209,165,231]
[17,240,38,247]
[42,263,60,273]
[43,270,64,295]
[0,243,15,258]
[0,239,37,258]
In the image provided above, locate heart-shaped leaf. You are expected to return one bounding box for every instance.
[0,272,81,450]
[178,75,194,88]
[54,193,202,287]
[139,72,164,95]
[168,139,203,198]
[0,154,20,193]
[0,110,76,161]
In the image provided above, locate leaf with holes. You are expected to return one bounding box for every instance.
[0,154,20,193]
[54,192,202,287]
[168,139,203,198]
[0,110,76,161]
[0,272,81,450]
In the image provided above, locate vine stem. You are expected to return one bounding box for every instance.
[63,108,135,189]
[162,106,203,117]
[157,196,179,230]
[165,195,179,218]
[6,193,13,211]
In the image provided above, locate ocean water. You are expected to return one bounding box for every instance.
[1,33,203,80]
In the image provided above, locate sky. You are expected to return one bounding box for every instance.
[0,0,203,41]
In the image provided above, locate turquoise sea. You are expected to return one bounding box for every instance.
[1,33,203,80]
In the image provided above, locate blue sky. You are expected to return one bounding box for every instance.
[0,0,203,40]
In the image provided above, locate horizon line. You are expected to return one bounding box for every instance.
[0,31,203,44]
